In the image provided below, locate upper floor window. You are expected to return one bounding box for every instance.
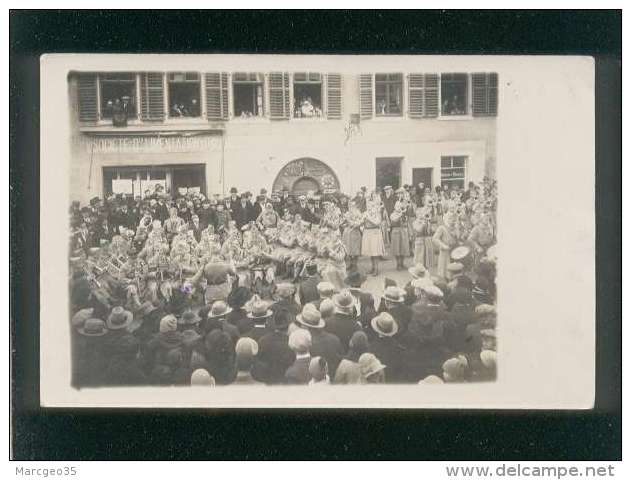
[441,73,468,116]
[232,72,264,118]
[293,73,323,118]
[375,73,403,116]
[99,73,137,122]
[168,72,201,118]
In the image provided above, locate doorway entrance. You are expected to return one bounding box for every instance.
[375,157,402,190]
[412,167,433,191]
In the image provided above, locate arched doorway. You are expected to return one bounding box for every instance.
[272,158,340,195]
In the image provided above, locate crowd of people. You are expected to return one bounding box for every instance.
[69,178,497,387]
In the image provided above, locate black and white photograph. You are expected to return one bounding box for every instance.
[37,53,596,410]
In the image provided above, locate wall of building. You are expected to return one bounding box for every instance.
[68,73,497,202]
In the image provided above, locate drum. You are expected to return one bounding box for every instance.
[451,245,472,269]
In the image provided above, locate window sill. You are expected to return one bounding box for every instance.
[290,116,328,122]
[78,121,224,134]
[438,114,474,121]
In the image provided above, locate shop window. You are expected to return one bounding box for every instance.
[441,73,468,116]
[375,73,403,116]
[293,73,323,118]
[168,72,201,117]
[99,73,137,122]
[232,73,264,118]
[441,156,467,190]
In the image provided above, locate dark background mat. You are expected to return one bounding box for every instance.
[10,10,621,460]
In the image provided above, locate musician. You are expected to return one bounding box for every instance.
[189,214,204,243]
[257,202,280,234]
[467,212,495,265]
[412,206,436,270]
[294,195,318,225]
[164,207,185,242]
[320,199,343,233]
[361,192,386,276]
[341,200,363,271]
[432,211,460,279]
[390,191,412,271]
[233,193,257,230]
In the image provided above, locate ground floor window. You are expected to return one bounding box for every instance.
[103,165,206,199]
[440,156,467,190]
[375,157,403,190]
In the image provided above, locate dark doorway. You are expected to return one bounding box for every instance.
[412,167,433,190]
[375,157,402,190]
[172,165,206,196]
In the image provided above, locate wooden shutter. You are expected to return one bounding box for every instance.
[359,74,373,119]
[268,72,290,119]
[423,74,439,117]
[326,73,342,119]
[140,72,165,121]
[77,73,98,122]
[408,74,425,118]
[205,72,229,121]
[472,72,498,117]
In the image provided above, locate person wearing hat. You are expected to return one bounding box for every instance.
[341,200,363,271]
[102,306,135,351]
[294,195,318,225]
[333,330,369,384]
[241,299,273,341]
[190,368,216,387]
[362,191,387,275]
[344,271,372,317]
[142,314,185,378]
[308,281,336,311]
[197,301,239,343]
[442,355,468,383]
[233,337,263,385]
[389,198,412,271]
[412,205,436,270]
[177,308,201,333]
[297,261,322,306]
[297,303,344,376]
[358,352,387,384]
[308,356,330,385]
[446,262,465,289]
[368,312,403,383]
[73,318,110,387]
[325,290,361,350]
[432,211,459,279]
[232,193,256,230]
[380,285,411,334]
[253,308,296,384]
[284,328,313,385]
[272,283,301,318]
[225,286,253,334]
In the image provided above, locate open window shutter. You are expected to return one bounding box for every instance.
[408,74,425,118]
[326,73,342,119]
[140,72,165,121]
[423,74,439,117]
[77,73,98,122]
[472,72,498,117]
[268,72,290,119]
[205,72,229,121]
[359,74,373,119]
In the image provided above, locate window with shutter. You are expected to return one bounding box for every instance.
[472,72,498,117]
[326,74,342,119]
[408,73,439,118]
[140,72,165,121]
[77,73,98,123]
[269,72,290,119]
[359,74,373,119]
[205,72,229,121]
[424,74,439,118]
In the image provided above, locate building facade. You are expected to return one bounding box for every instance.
[68,66,497,203]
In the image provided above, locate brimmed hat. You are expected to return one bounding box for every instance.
[384,185,393,191]
[208,301,233,318]
[333,290,355,310]
[191,368,215,386]
[288,328,312,353]
[442,356,468,382]
[230,187,238,194]
[423,285,444,300]
[344,270,366,288]
[106,306,134,330]
[71,307,94,330]
[475,304,496,316]
[480,350,497,369]
[178,309,201,325]
[419,375,444,384]
[159,314,178,333]
[358,353,386,378]
[371,312,399,337]
[316,281,336,295]
[383,286,404,303]
[447,262,465,274]
[247,300,273,319]
[77,318,109,337]
[408,264,428,279]
[297,304,325,329]
[236,337,259,357]
[276,283,295,298]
